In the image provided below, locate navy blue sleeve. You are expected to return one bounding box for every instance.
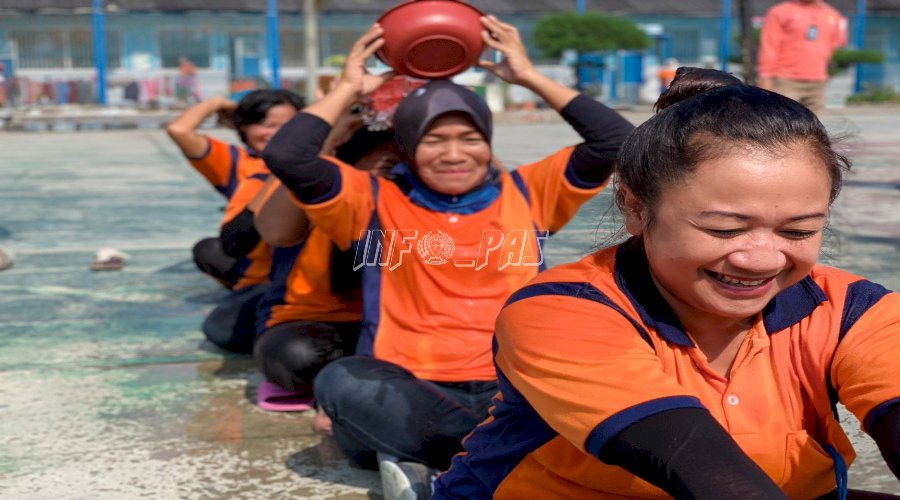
[597,407,787,499]
[560,94,634,188]
[219,208,261,258]
[262,112,342,204]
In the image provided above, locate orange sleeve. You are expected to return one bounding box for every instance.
[514,146,607,233]
[494,290,700,453]
[221,175,267,225]
[831,10,849,51]
[757,5,784,79]
[296,157,376,250]
[188,136,235,191]
[832,291,900,427]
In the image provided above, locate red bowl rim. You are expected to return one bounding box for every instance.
[375,0,485,78]
[376,0,485,25]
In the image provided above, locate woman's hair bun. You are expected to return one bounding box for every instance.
[654,67,744,112]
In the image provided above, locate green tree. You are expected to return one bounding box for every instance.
[829,48,885,76]
[533,12,651,59]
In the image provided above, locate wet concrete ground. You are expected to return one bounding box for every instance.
[0,106,898,498]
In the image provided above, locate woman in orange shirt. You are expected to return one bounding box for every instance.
[435,68,900,499]
[263,17,633,500]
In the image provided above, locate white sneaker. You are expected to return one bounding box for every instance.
[377,452,433,500]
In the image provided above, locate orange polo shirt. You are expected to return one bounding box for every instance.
[438,240,900,498]
[758,0,848,81]
[298,146,605,382]
[254,179,362,334]
[221,172,271,290]
[189,136,268,199]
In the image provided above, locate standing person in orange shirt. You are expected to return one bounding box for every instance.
[434,68,900,499]
[657,58,678,93]
[757,0,848,114]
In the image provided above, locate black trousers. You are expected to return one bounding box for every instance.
[314,356,498,471]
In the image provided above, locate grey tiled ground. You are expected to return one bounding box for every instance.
[0,106,898,498]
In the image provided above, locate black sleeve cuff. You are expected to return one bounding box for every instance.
[868,400,900,480]
[597,407,787,499]
[559,94,635,187]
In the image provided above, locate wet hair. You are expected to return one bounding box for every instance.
[393,80,492,161]
[232,89,306,146]
[616,67,850,226]
[335,127,397,166]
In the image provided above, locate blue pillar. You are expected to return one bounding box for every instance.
[576,0,585,14]
[92,0,107,104]
[853,0,867,93]
[267,0,281,89]
[720,0,732,72]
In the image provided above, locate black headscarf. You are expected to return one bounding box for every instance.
[393,79,493,161]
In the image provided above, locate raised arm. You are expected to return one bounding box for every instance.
[478,15,577,111]
[166,96,237,159]
[254,179,312,248]
[479,15,634,187]
[263,24,394,204]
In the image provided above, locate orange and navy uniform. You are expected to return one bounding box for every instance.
[436,239,900,499]
[294,149,602,382]
[254,179,362,335]
[220,170,271,290]
[189,136,268,199]
[264,95,634,382]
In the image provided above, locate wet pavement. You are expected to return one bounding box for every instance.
[0,106,898,498]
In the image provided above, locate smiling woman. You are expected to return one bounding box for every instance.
[434,68,900,499]
[627,144,833,372]
[262,16,634,500]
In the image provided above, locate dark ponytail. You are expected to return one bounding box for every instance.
[616,67,850,225]
[654,67,743,112]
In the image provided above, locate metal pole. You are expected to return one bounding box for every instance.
[576,0,585,15]
[853,0,867,93]
[720,0,732,72]
[92,0,107,104]
[304,0,319,102]
[267,0,281,89]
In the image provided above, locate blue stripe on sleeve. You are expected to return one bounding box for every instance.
[505,281,655,349]
[839,279,892,342]
[584,396,706,457]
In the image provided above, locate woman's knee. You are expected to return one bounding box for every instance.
[314,356,412,408]
[254,322,345,388]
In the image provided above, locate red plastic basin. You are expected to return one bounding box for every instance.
[376,0,485,79]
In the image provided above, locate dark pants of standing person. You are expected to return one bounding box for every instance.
[192,237,241,289]
[314,356,498,471]
[254,321,360,393]
[201,284,267,354]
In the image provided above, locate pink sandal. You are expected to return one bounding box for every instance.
[256,380,315,412]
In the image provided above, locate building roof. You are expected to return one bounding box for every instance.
[1,0,899,16]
